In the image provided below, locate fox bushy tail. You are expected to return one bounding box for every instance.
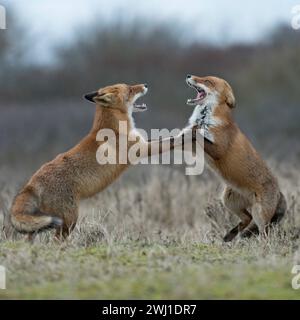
[10,188,62,233]
[271,192,287,224]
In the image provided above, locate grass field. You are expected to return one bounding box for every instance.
[1,1,300,301]
[0,164,300,299]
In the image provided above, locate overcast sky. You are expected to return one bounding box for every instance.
[2,0,299,63]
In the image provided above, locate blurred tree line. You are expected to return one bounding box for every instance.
[0,11,300,163]
[1,14,300,107]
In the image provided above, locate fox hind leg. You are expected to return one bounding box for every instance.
[239,221,259,238]
[55,209,78,240]
[241,192,286,238]
[248,200,277,237]
[222,187,252,242]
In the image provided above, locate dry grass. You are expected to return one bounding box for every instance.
[0,162,300,299]
[1,13,300,299]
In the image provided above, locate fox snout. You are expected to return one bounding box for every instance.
[131,84,148,95]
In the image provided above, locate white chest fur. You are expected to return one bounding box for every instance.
[188,104,221,143]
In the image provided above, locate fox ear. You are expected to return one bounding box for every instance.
[224,83,236,108]
[95,92,115,106]
[84,91,115,106]
[84,91,98,103]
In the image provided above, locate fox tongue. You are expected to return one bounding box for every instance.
[196,91,205,100]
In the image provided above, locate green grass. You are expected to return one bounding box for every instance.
[0,241,299,299]
[1,166,300,299]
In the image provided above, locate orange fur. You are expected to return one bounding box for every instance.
[186,75,286,240]
[10,83,185,239]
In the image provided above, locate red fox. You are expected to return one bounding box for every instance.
[185,75,287,241]
[10,83,186,240]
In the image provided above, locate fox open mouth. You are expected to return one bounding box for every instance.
[187,84,207,106]
[132,89,148,112]
[133,102,147,112]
